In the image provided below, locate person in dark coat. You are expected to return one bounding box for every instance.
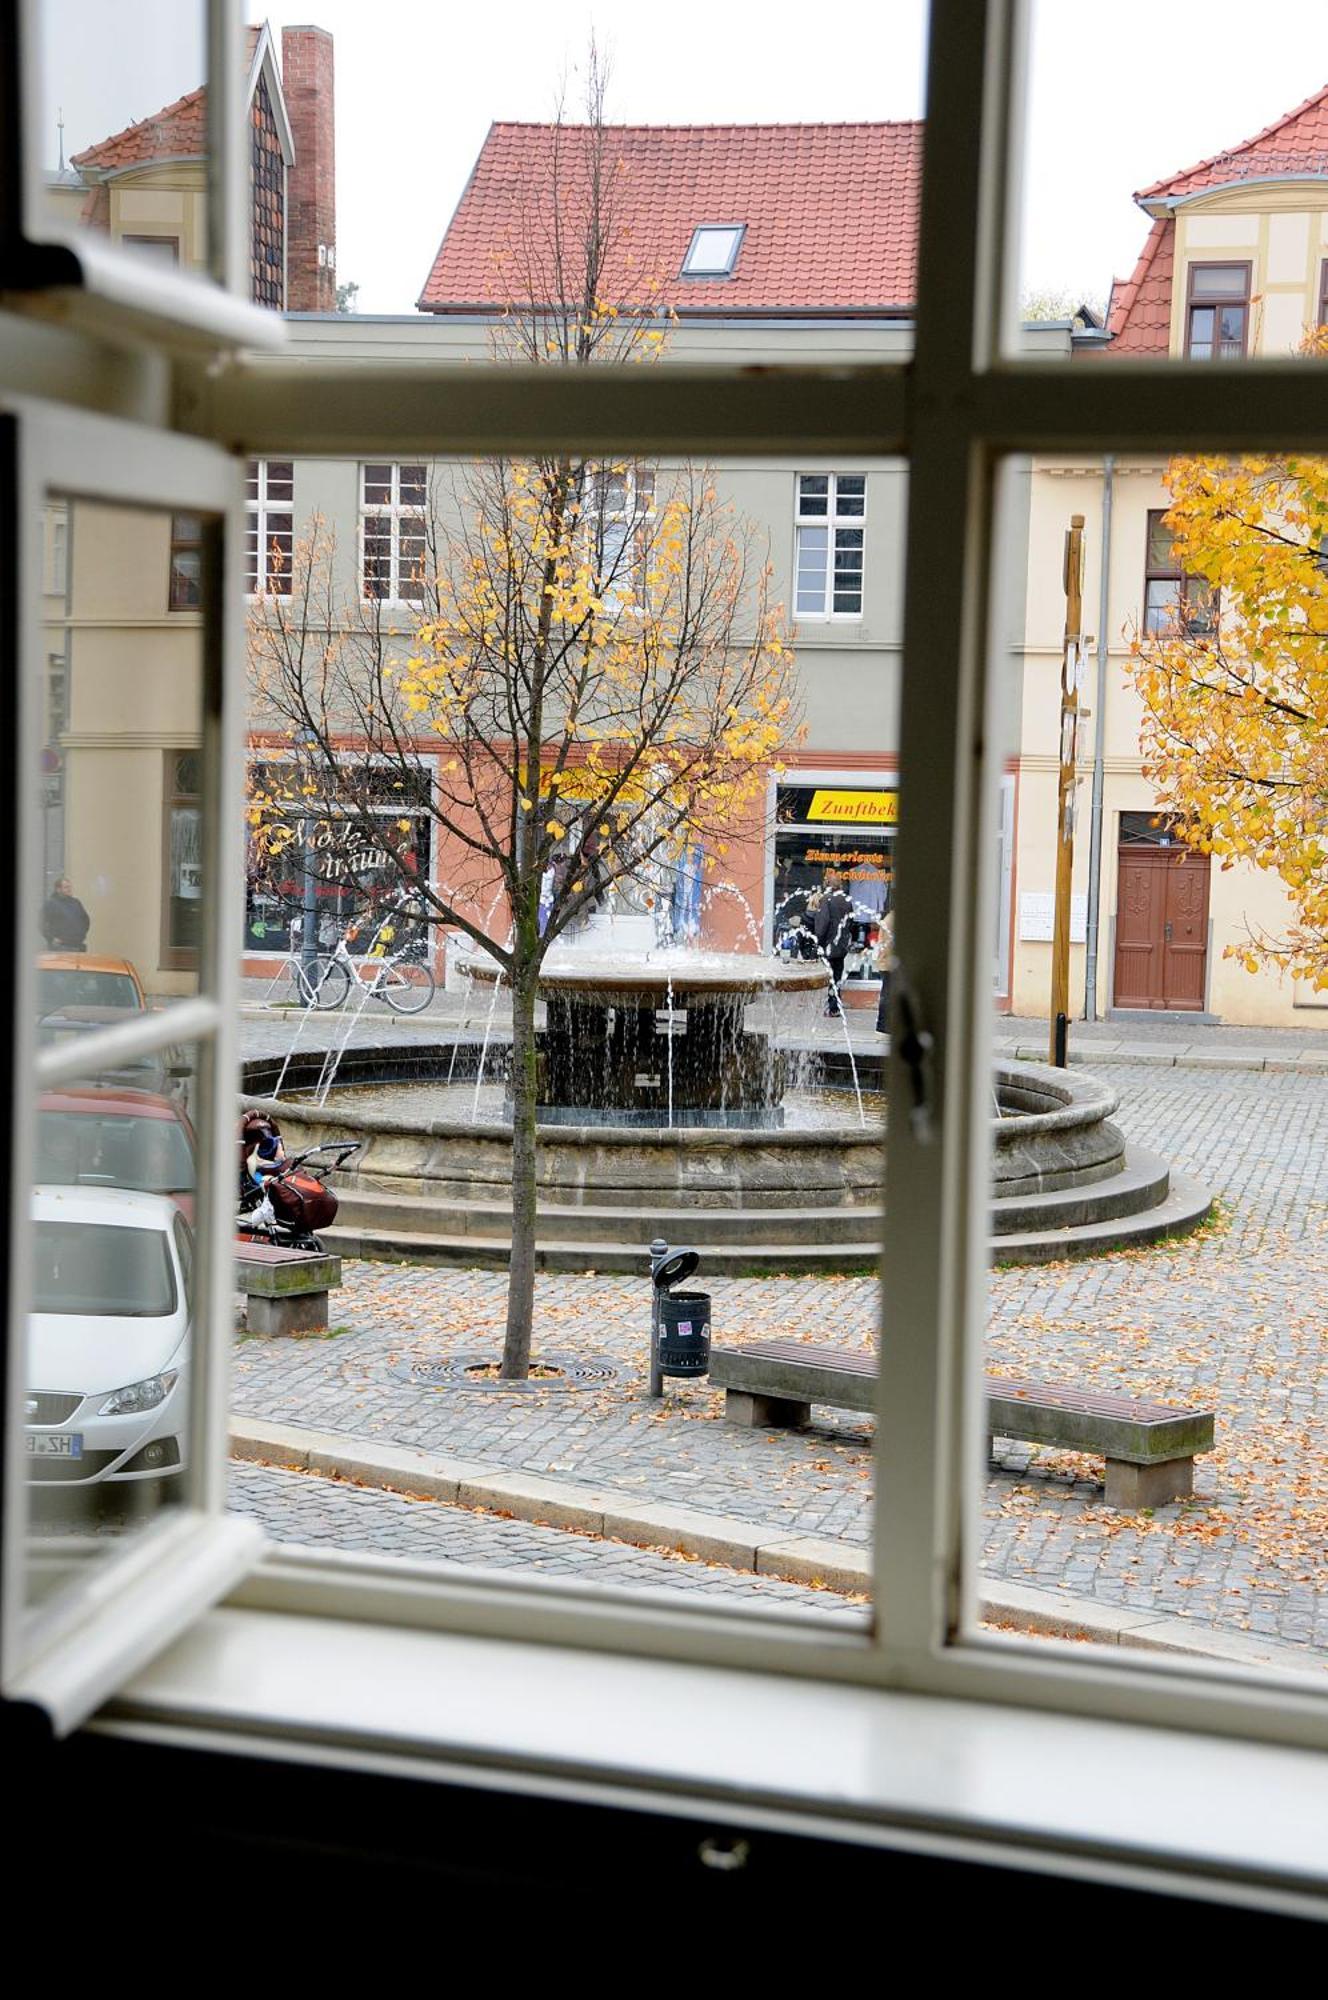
[41,875,90,951]
[812,870,854,1017]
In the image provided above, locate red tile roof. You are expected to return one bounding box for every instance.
[1138,82,1328,201]
[417,122,923,315]
[71,85,207,173]
[1105,217,1174,355]
[1106,85,1328,355]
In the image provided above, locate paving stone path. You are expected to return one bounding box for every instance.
[231,1063,1328,1652]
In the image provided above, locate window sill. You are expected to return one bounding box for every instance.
[103,1587,1328,1915]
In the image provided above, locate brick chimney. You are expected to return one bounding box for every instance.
[282,25,336,312]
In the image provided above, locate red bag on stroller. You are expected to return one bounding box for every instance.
[267,1169,338,1233]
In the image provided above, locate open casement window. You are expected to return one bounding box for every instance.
[3,3,1328,1865]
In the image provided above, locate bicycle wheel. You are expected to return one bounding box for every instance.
[378,956,435,1013]
[295,955,350,1010]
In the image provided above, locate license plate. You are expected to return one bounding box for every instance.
[26,1433,83,1459]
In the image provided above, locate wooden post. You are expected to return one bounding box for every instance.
[1050,515,1085,1067]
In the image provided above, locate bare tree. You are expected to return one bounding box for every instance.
[248,50,799,1377]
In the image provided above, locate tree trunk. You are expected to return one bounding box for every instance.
[502,960,540,1378]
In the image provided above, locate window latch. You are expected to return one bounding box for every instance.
[894,975,935,1145]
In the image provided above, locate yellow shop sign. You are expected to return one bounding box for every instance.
[806,788,899,825]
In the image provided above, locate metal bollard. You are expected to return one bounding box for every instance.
[648,1237,668,1397]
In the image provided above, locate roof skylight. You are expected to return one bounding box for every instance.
[681,224,745,278]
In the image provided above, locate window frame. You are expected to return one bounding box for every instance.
[359,461,428,606]
[680,222,746,279]
[244,457,294,597]
[168,511,206,612]
[1142,506,1217,637]
[4,0,1328,1778]
[1184,261,1251,361]
[794,472,868,621]
[160,747,203,971]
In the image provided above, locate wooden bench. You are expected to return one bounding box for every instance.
[235,1244,342,1336]
[709,1340,1215,1509]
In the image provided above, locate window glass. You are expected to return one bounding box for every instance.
[238,449,902,1624]
[34,1,210,275]
[1014,1,1324,364]
[41,497,208,1023]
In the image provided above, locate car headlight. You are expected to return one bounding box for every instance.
[98,1370,179,1417]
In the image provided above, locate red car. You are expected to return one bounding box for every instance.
[37,1084,197,1220]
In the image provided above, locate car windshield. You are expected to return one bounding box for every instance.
[37,968,139,1011]
[32,1220,177,1317]
[38,1112,196,1195]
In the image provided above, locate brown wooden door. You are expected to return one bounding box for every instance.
[1113,846,1209,1011]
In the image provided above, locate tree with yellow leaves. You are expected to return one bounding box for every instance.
[248,47,798,1378]
[1129,432,1328,992]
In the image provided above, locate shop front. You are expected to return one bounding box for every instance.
[769,779,897,996]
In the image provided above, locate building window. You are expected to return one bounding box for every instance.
[1184,262,1250,360]
[168,513,204,610]
[772,781,896,982]
[246,460,294,595]
[360,463,428,603]
[589,463,655,605]
[162,750,202,965]
[795,473,866,618]
[1319,259,1328,329]
[1143,508,1217,636]
[121,233,179,264]
[681,224,745,278]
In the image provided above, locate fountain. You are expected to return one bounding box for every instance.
[242,908,1211,1273]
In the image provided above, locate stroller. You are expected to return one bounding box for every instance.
[237,1113,359,1253]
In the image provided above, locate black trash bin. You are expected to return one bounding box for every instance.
[657,1289,711,1377]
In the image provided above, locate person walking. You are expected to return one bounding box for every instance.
[873,907,895,1035]
[812,869,854,1017]
[41,874,90,951]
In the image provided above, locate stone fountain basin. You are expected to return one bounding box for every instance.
[456,946,830,1003]
[242,1056,1123,1214]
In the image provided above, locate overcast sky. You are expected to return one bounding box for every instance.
[42,2,1328,314]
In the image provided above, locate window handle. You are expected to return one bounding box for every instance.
[1164,921,1173,942]
[893,973,935,1145]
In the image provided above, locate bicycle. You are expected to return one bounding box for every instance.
[258,924,350,1011]
[318,912,437,1014]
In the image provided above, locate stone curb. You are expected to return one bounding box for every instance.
[999,1041,1328,1074]
[230,1418,1327,1674]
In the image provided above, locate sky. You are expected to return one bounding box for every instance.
[40,0,1328,315]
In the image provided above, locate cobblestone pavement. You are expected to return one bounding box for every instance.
[228,1460,866,1618]
[231,1064,1328,1651]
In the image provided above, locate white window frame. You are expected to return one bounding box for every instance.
[359,461,427,606]
[681,223,745,278]
[245,457,294,597]
[4,3,1328,1863]
[587,460,656,609]
[794,471,867,620]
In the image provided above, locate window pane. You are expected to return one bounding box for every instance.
[1143,576,1180,634]
[797,475,830,516]
[362,466,393,507]
[836,475,867,515]
[1014,5,1317,364]
[33,1,210,275]
[238,449,905,1624]
[399,466,428,509]
[1190,264,1248,299]
[41,496,208,1004]
[24,1047,199,1613]
[1145,510,1175,573]
[266,463,295,502]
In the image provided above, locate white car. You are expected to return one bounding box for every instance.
[25,1186,192,1485]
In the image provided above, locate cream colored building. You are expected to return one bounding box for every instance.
[1011,88,1328,1028]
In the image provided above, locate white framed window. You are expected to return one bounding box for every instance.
[588,462,656,606]
[5,4,1328,1894]
[794,472,866,618]
[245,459,294,596]
[360,462,427,604]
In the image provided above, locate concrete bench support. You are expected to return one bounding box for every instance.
[237,1248,342,1336]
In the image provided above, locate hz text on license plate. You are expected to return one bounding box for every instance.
[26,1433,83,1458]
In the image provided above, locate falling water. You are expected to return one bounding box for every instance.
[665,973,675,1129]
[472,961,506,1121]
[823,951,867,1128]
